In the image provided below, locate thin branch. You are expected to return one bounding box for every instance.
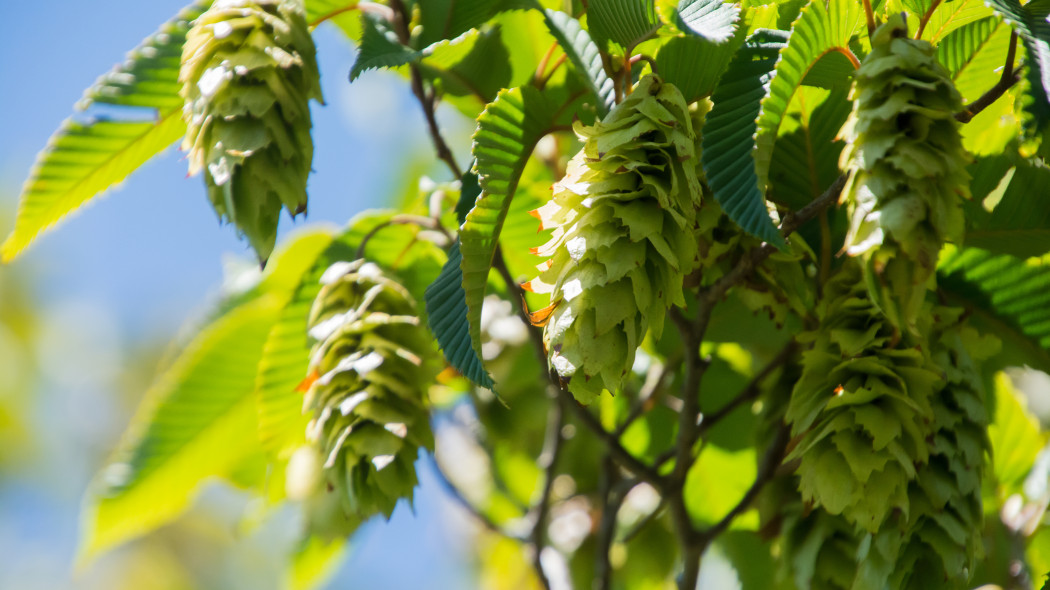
[707,173,847,301]
[492,250,667,489]
[525,395,567,590]
[355,214,451,259]
[431,456,524,540]
[595,455,622,590]
[862,0,876,37]
[696,423,790,545]
[955,33,1020,123]
[390,0,462,179]
[621,498,666,544]
[695,342,797,437]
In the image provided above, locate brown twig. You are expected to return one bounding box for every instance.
[695,342,797,437]
[389,0,462,179]
[525,395,566,590]
[695,423,790,545]
[595,455,623,590]
[431,456,524,540]
[955,33,1020,123]
[862,0,876,37]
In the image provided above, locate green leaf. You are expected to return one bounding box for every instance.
[349,13,422,81]
[459,85,582,381]
[986,0,1050,145]
[939,246,1050,373]
[684,444,758,529]
[702,30,787,247]
[964,161,1050,259]
[254,230,342,457]
[753,0,862,194]
[672,0,740,44]
[80,297,281,562]
[768,86,850,211]
[424,240,496,389]
[542,9,616,115]
[987,372,1045,494]
[420,25,512,106]
[655,32,744,102]
[588,0,662,51]
[80,228,335,561]
[1,4,203,262]
[417,0,528,47]
[937,17,1014,103]
[919,0,994,43]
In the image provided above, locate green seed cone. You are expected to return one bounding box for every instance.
[786,263,941,533]
[784,264,997,588]
[838,15,968,333]
[525,75,704,403]
[292,259,434,533]
[180,0,322,264]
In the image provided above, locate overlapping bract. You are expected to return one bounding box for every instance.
[783,264,997,589]
[787,264,941,533]
[838,16,968,333]
[291,260,433,535]
[180,0,322,264]
[524,75,703,403]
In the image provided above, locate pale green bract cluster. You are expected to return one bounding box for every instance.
[289,260,433,537]
[838,16,968,334]
[525,75,704,403]
[180,0,322,264]
[783,264,998,589]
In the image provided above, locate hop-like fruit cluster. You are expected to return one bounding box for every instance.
[783,262,997,588]
[786,263,942,532]
[525,75,703,403]
[180,0,322,263]
[838,15,968,333]
[293,260,433,530]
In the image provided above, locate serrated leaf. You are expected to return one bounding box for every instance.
[419,25,512,106]
[937,17,1013,103]
[672,0,740,44]
[542,9,616,115]
[754,0,862,193]
[768,86,851,212]
[919,0,994,43]
[589,0,662,51]
[655,32,743,102]
[1,3,204,262]
[702,30,787,246]
[458,85,582,383]
[425,240,496,389]
[417,0,528,47]
[349,13,422,81]
[939,246,1050,373]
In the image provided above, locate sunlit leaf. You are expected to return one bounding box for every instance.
[1,3,205,262]
[754,0,862,193]
[987,372,1045,494]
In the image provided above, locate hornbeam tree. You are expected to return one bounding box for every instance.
[8,0,1050,588]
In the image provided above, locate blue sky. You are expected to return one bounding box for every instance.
[0,2,475,588]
